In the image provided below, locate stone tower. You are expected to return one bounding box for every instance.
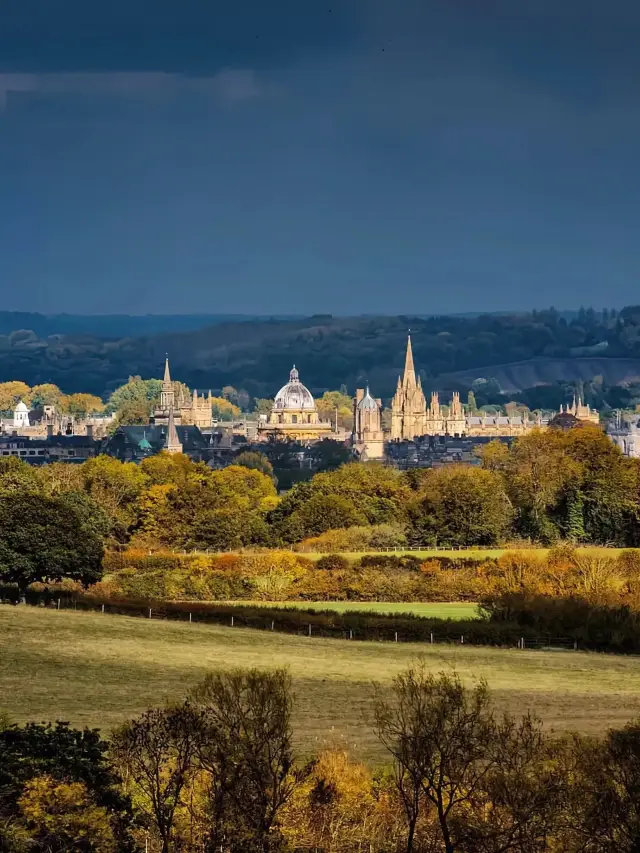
[352,386,385,459]
[446,391,466,436]
[391,335,427,440]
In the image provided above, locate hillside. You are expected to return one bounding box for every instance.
[0,307,639,399]
[3,607,640,761]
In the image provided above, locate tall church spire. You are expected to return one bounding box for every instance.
[164,407,183,455]
[403,335,417,387]
[160,356,175,411]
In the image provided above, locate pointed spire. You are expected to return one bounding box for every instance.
[164,408,183,455]
[193,388,198,405]
[163,356,171,385]
[403,335,416,386]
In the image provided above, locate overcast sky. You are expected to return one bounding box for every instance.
[1,0,639,315]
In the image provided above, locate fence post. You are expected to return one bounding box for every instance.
[349,629,353,640]
[189,612,192,624]
[148,608,152,619]
[231,615,234,627]
[461,635,464,644]
[101,604,105,614]
[308,623,312,638]
[430,632,434,644]
[271,620,275,631]
[521,637,525,650]
[394,631,398,643]
[57,598,60,610]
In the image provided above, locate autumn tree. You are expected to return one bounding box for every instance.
[210,397,241,421]
[18,776,116,853]
[30,383,65,408]
[0,722,133,850]
[234,451,276,482]
[316,391,353,430]
[111,704,199,853]
[63,393,104,417]
[0,381,30,413]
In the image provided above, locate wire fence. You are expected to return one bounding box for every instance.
[6,594,578,652]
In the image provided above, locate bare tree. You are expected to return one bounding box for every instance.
[374,665,561,853]
[111,703,199,853]
[192,668,302,853]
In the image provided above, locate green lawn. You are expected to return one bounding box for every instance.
[226,601,480,619]
[2,607,640,763]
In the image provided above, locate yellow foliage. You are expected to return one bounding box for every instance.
[19,775,116,852]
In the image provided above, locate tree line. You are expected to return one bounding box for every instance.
[2,665,640,852]
[0,423,638,593]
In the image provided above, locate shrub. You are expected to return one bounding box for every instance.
[316,555,350,572]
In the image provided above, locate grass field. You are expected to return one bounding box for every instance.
[2,607,640,763]
[226,601,480,619]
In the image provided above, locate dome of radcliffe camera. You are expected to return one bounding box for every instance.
[273,366,316,411]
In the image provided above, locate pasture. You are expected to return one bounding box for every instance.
[226,601,480,619]
[2,607,640,763]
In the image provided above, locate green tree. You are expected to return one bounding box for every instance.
[107,377,162,418]
[409,466,513,547]
[234,451,276,481]
[0,458,41,496]
[0,494,104,590]
[289,493,367,538]
[466,390,477,412]
[253,398,274,417]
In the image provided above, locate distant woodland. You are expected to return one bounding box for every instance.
[1,307,640,408]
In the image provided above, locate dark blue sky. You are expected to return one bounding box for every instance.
[1,0,639,315]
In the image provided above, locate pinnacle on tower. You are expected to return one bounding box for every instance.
[163,356,171,385]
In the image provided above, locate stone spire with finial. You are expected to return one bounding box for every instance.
[160,355,175,411]
[164,407,183,455]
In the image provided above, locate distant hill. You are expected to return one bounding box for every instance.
[0,312,303,338]
[0,308,638,401]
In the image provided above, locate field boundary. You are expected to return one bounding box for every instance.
[3,593,578,652]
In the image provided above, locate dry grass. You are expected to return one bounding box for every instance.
[2,607,640,763]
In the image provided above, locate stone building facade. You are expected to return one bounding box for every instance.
[352,387,384,459]
[153,358,213,428]
[258,366,334,442]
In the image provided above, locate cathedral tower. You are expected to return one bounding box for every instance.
[391,335,427,440]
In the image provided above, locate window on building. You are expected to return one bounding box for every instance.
[292,415,298,424]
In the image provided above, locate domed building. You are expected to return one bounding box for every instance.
[13,401,30,429]
[259,366,334,442]
[352,387,385,459]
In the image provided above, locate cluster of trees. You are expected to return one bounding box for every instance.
[0,424,638,595]
[3,665,640,852]
[0,381,103,417]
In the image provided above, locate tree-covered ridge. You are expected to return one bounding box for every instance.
[2,307,640,400]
